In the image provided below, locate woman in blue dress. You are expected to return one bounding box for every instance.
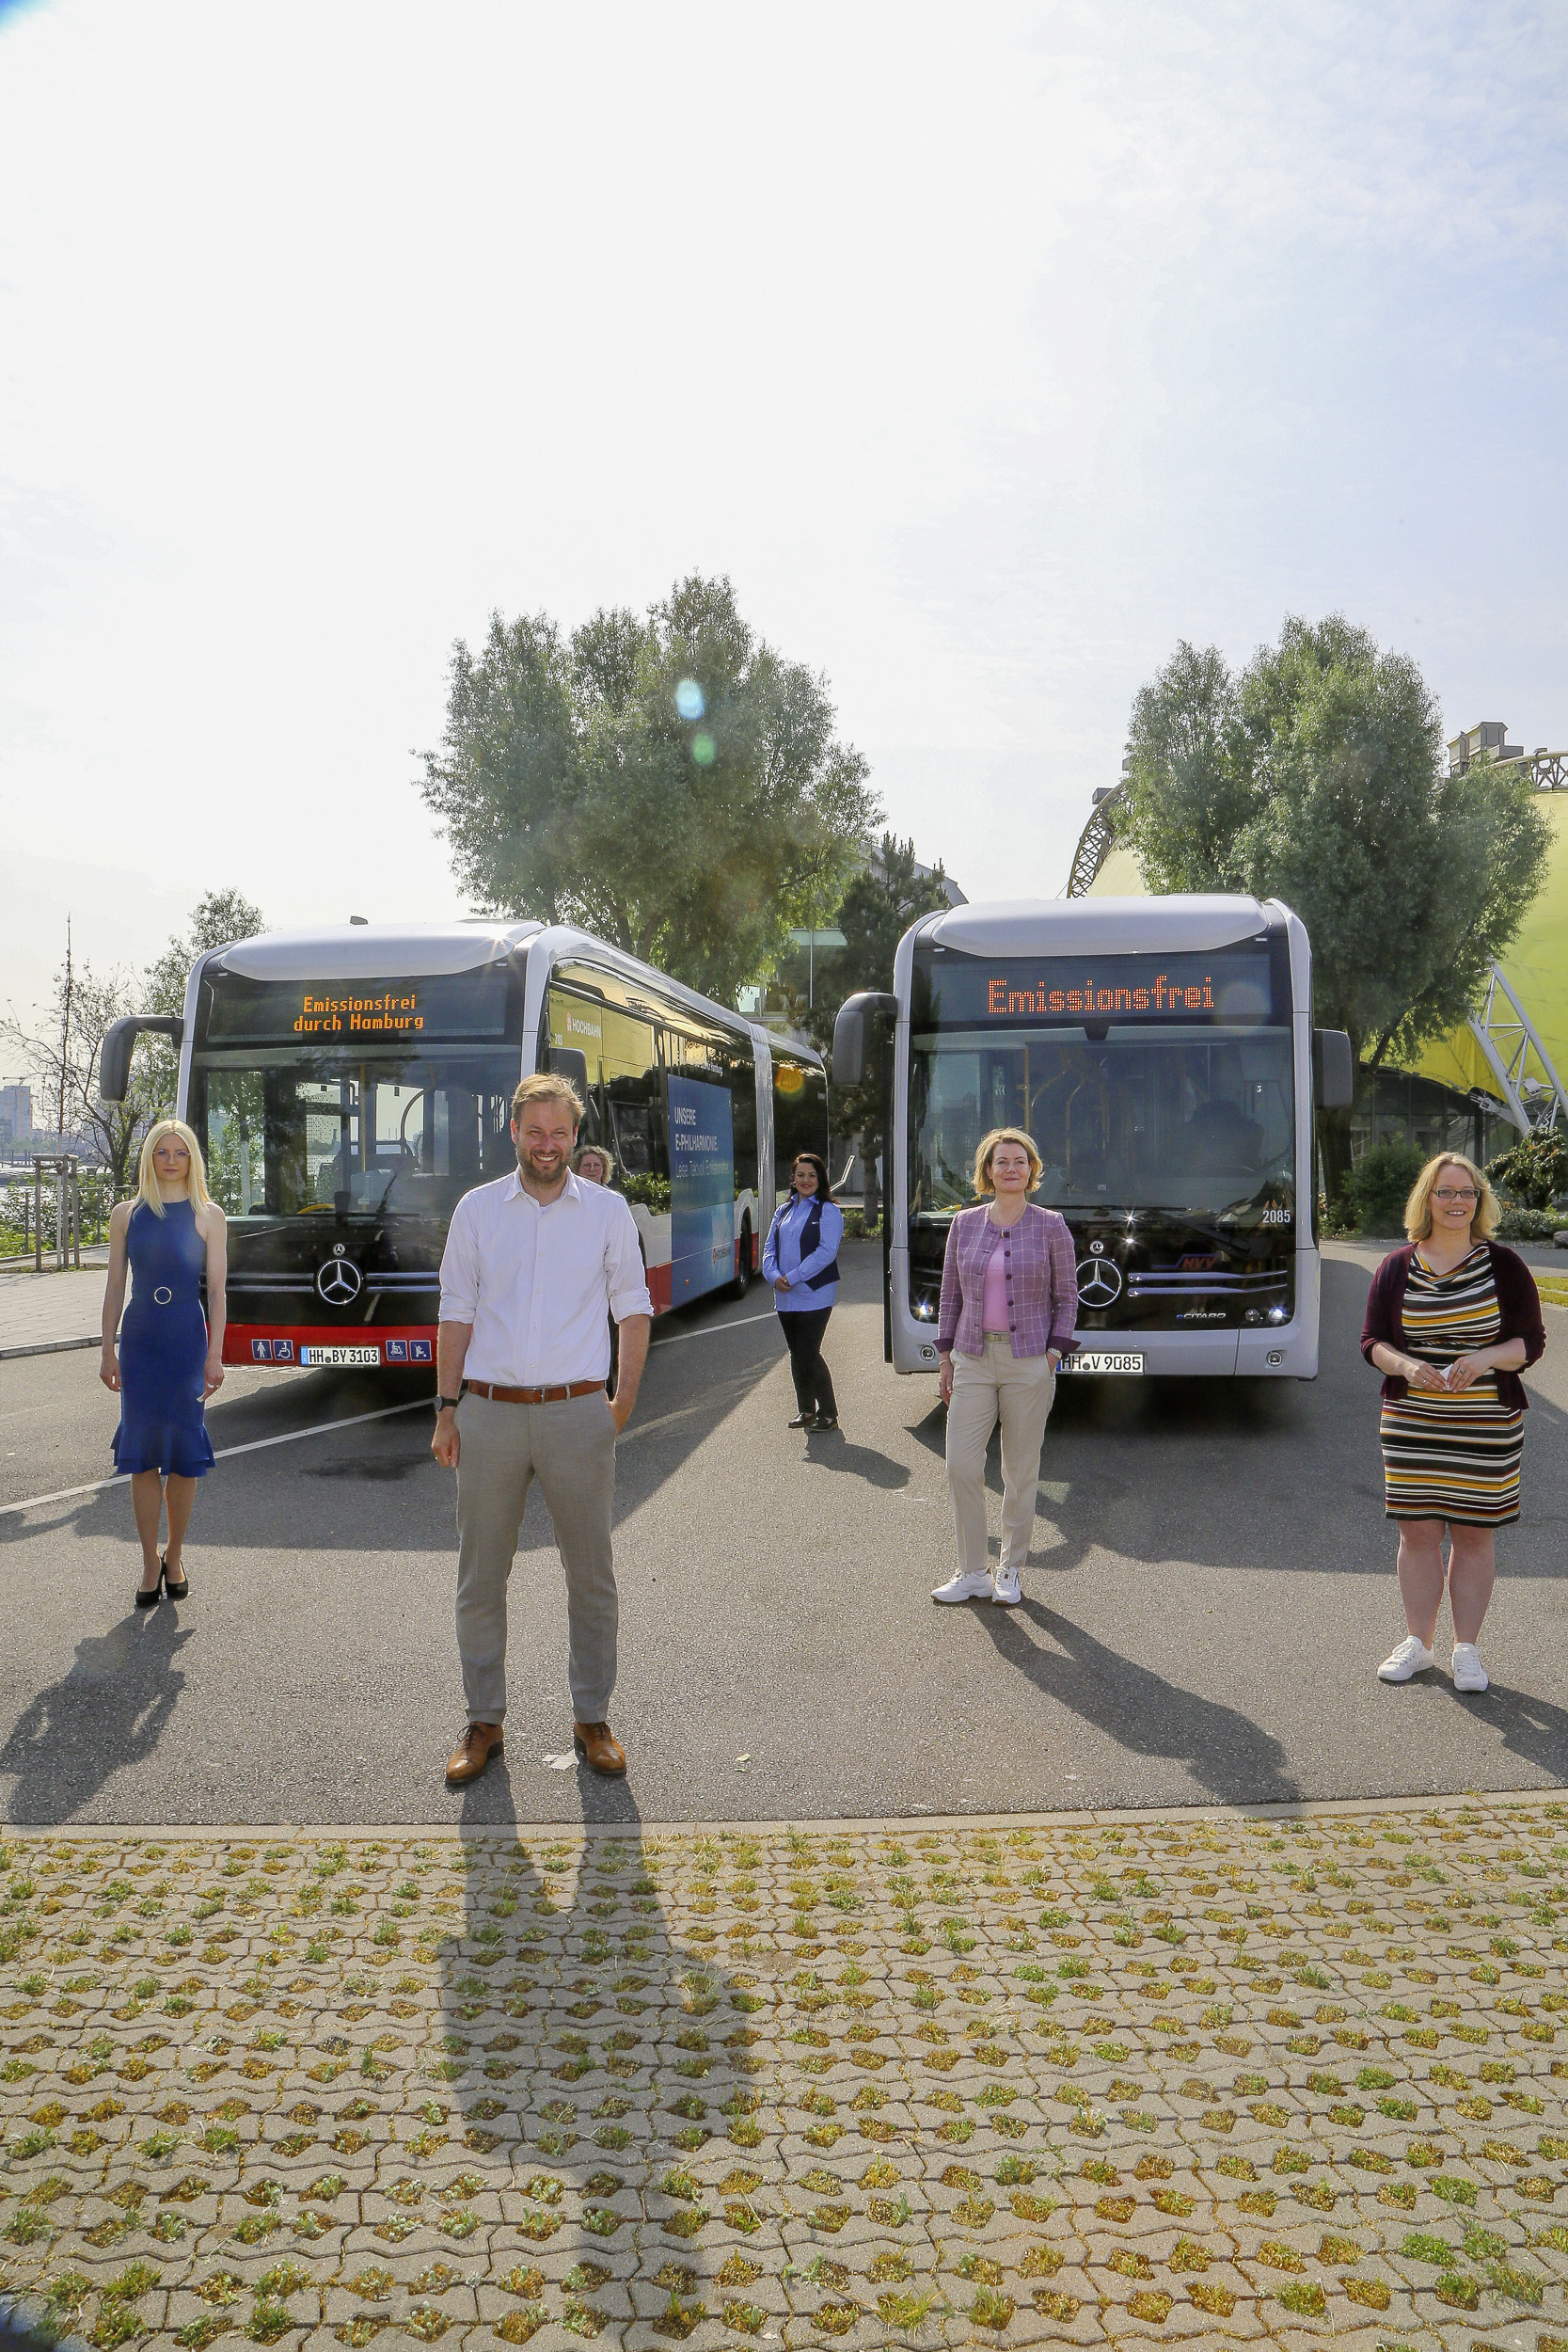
[100,1120,227,1604]
[762,1152,844,1431]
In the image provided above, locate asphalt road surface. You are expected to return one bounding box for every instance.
[1,1242,1564,1827]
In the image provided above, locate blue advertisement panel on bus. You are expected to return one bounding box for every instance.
[668,1074,734,1306]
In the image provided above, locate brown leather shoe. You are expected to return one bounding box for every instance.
[445,1722,504,1787]
[573,1720,626,1776]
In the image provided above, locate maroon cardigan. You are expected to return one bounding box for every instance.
[1360,1241,1545,1410]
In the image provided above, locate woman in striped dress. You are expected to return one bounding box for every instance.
[1361,1153,1544,1692]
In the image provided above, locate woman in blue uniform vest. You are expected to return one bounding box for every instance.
[100,1120,227,1604]
[763,1152,843,1431]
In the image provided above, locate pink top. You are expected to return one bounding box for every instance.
[938,1203,1078,1360]
[982,1245,1009,1331]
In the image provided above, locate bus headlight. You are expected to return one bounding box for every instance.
[1267,1305,1288,1325]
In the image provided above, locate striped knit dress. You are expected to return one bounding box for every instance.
[1379,1243,1524,1525]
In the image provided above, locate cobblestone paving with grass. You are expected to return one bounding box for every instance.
[3,1796,1568,2349]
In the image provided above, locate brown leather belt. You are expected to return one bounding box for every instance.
[464,1378,606,1406]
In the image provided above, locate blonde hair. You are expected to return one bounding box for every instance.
[973,1125,1042,1198]
[136,1120,214,1220]
[571,1141,615,1183]
[1404,1151,1498,1243]
[513,1070,585,1123]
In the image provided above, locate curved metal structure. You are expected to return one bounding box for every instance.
[1465,961,1568,1136]
[1066,784,1124,897]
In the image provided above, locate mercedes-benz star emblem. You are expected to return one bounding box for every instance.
[317,1256,363,1306]
[1077,1256,1123,1307]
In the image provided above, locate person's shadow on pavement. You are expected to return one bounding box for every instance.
[0,1608,193,1823]
[430,1799,771,2343]
[978,1597,1301,1808]
[1449,1677,1568,1783]
[800,1429,911,1488]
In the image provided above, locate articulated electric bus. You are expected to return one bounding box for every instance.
[833,896,1354,1379]
[100,924,827,1371]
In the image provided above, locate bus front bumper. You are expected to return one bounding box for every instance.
[888,1246,1321,1378]
[224,1324,436,1369]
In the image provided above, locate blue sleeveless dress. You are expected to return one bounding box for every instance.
[113,1200,216,1478]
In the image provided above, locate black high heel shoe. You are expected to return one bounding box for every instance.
[161,1553,190,1601]
[135,1570,162,1608]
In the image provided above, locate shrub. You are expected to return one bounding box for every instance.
[1496,1205,1560,1241]
[1487,1128,1568,1209]
[1348,1141,1425,1235]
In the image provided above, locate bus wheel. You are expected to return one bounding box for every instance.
[733,1219,752,1300]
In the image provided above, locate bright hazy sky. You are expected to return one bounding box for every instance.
[2,0,1565,1041]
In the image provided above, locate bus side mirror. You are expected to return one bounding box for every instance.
[546,1045,590,1097]
[1313,1028,1354,1110]
[98,1015,184,1104]
[832,992,896,1089]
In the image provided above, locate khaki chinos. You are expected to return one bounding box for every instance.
[945,1336,1057,1580]
[454,1385,620,1726]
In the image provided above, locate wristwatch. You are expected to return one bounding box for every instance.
[434,1393,462,1413]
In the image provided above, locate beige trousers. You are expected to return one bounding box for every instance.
[453,1386,619,1725]
[945,1335,1056,1580]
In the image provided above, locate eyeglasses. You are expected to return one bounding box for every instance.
[1433,1186,1478,1202]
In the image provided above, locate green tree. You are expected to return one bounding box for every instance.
[3,955,159,1197]
[137,887,267,1120]
[3,892,268,1200]
[420,574,879,1006]
[145,888,266,1018]
[1487,1128,1568,1210]
[1118,614,1552,1200]
[800,834,953,1230]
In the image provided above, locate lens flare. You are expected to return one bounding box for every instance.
[675,678,705,721]
[692,733,717,766]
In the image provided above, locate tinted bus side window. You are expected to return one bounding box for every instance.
[545,980,667,1196]
[607,1012,666,1200]
[728,1041,758,1199]
[774,1058,826,1197]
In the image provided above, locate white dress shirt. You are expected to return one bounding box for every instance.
[438,1168,654,1386]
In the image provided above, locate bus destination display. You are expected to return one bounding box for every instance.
[203,968,513,1043]
[294,992,423,1036]
[918,948,1277,1028]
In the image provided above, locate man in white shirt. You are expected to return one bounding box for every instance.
[433,1071,653,1785]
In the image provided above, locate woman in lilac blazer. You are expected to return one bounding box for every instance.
[934,1126,1077,1608]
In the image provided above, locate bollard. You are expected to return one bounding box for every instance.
[33,1157,42,1273]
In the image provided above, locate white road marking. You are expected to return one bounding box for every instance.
[651,1307,779,1346]
[0,1399,430,1519]
[0,1303,784,1518]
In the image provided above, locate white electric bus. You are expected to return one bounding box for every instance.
[100,923,826,1371]
[833,896,1353,1378]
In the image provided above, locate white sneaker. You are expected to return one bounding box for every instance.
[992,1564,1022,1606]
[1451,1643,1490,1693]
[1378,1633,1435,1683]
[932,1569,993,1605]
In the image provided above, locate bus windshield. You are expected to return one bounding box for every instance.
[909,946,1294,1222]
[192,1046,518,1218]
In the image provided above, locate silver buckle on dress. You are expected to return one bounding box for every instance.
[152,1286,173,1305]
